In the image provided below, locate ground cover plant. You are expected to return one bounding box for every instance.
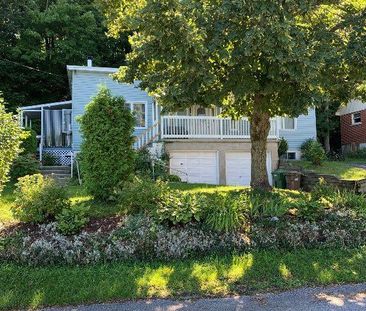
[1,176,366,266]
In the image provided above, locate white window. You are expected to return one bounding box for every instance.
[352,112,362,125]
[126,102,147,128]
[282,117,296,130]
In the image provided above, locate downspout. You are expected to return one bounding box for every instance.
[40,107,44,163]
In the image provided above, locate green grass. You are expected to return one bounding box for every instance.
[169,182,248,193]
[1,247,366,310]
[293,160,366,180]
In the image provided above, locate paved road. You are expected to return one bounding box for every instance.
[44,283,366,311]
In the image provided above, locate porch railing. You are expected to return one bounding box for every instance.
[161,116,278,139]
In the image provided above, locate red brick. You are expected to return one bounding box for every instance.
[340,110,366,146]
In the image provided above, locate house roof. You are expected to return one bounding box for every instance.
[66,65,119,74]
[336,99,366,116]
[20,100,72,110]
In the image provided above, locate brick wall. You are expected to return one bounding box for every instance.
[340,110,366,147]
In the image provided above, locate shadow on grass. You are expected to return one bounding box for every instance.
[1,248,366,310]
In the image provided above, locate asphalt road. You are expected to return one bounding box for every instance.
[44,283,366,311]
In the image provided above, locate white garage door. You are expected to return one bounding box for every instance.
[226,152,272,186]
[170,151,218,184]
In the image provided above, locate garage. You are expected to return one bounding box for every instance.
[225,152,272,186]
[169,151,218,184]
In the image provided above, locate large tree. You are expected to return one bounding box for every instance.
[104,0,362,189]
[0,0,131,111]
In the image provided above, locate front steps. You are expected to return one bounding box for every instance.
[40,166,71,185]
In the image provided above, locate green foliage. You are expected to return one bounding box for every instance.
[204,193,245,232]
[106,0,366,188]
[295,199,325,222]
[278,137,289,158]
[134,148,152,176]
[0,100,28,193]
[42,153,58,166]
[241,190,291,219]
[20,128,37,155]
[12,174,70,223]
[56,205,89,235]
[10,153,40,181]
[155,190,204,225]
[301,139,326,165]
[78,88,136,201]
[119,177,169,214]
[1,0,130,111]
[346,148,366,159]
[134,147,171,180]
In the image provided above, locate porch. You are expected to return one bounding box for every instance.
[20,101,73,165]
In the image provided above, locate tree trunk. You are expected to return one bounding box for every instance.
[250,97,271,190]
[324,131,330,153]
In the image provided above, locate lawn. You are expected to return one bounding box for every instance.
[292,160,366,180]
[1,247,366,310]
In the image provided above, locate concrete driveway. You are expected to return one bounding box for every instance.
[43,283,366,311]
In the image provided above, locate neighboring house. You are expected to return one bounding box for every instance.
[336,99,366,152]
[20,61,317,186]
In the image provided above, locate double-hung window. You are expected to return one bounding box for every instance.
[126,102,147,128]
[352,112,362,125]
[282,117,296,130]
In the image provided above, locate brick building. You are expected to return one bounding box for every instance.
[336,100,366,152]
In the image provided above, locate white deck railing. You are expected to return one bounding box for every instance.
[161,116,278,139]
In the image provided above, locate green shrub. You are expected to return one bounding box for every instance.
[134,147,170,180]
[311,178,366,214]
[346,148,366,159]
[10,154,39,181]
[204,193,245,232]
[334,190,366,215]
[119,177,169,214]
[278,137,288,158]
[135,147,153,176]
[12,174,70,223]
[78,87,136,200]
[300,139,326,165]
[21,128,37,155]
[56,204,89,235]
[42,153,58,166]
[295,199,324,221]
[155,190,204,225]
[0,99,28,194]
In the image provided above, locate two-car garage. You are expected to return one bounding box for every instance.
[169,149,273,186]
[170,151,219,184]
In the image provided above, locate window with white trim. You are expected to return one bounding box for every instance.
[282,117,296,130]
[286,152,297,160]
[125,102,147,128]
[352,112,362,125]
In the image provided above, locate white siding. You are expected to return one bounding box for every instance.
[71,70,154,151]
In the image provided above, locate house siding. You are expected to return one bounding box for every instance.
[340,110,366,147]
[71,70,154,151]
[279,108,317,154]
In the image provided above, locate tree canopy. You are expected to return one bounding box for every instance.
[104,0,365,189]
[0,0,131,111]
